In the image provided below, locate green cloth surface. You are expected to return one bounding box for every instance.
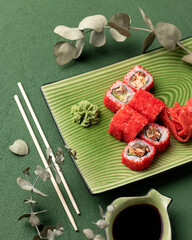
[1,0,192,239]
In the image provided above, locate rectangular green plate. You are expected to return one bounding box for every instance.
[41,38,192,194]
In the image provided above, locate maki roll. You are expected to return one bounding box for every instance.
[108,104,148,142]
[140,123,170,152]
[122,139,156,171]
[128,88,165,123]
[103,80,135,113]
[123,65,154,92]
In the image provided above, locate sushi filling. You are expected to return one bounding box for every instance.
[112,85,132,103]
[130,71,149,89]
[128,143,150,158]
[146,125,161,141]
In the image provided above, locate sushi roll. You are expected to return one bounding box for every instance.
[103,80,135,113]
[140,123,170,152]
[108,104,148,142]
[123,65,154,92]
[122,139,156,171]
[128,88,165,123]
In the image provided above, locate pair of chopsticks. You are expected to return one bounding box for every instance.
[14,82,80,231]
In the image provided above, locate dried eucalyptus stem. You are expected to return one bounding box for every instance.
[17,146,77,240]
[129,26,152,32]
[53,8,192,66]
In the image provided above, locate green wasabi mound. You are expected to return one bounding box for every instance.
[71,100,100,127]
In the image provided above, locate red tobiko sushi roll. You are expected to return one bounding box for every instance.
[108,113,125,140]
[122,109,148,143]
[123,65,154,92]
[128,89,165,123]
[103,80,135,113]
[108,105,148,142]
[140,123,170,152]
[122,139,156,171]
[108,105,133,140]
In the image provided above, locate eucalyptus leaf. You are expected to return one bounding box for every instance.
[93,235,105,240]
[181,54,192,64]
[53,228,64,236]
[78,15,107,32]
[56,147,64,155]
[109,27,126,42]
[17,177,33,191]
[47,155,52,167]
[94,219,109,229]
[29,213,40,227]
[24,199,38,204]
[46,147,52,158]
[107,204,116,213]
[23,167,31,176]
[83,229,95,239]
[46,146,53,166]
[47,229,55,240]
[41,226,56,238]
[9,139,28,156]
[55,147,64,165]
[56,42,77,65]
[72,150,77,160]
[54,26,84,40]
[98,205,104,218]
[35,165,50,181]
[89,30,106,47]
[154,22,182,50]
[108,13,131,37]
[55,171,61,184]
[18,213,31,220]
[139,8,154,31]
[33,187,48,197]
[142,32,156,52]
[53,42,65,57]
[73,38,85,59]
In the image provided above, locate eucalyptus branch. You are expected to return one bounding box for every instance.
[129,26,152,32]
[84,29,94,34]
[53,9,192,66]
[35,225,42,239]
[17,146,76,239]
[177,41,192,55]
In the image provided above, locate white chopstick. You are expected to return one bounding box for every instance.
[17,82,80,215]
[14,95,78,231]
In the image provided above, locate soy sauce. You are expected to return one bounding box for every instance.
[112,204,162,240]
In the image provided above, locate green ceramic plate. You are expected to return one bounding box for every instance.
[41,37,192,194]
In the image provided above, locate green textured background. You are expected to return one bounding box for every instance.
[1,0,192,239]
